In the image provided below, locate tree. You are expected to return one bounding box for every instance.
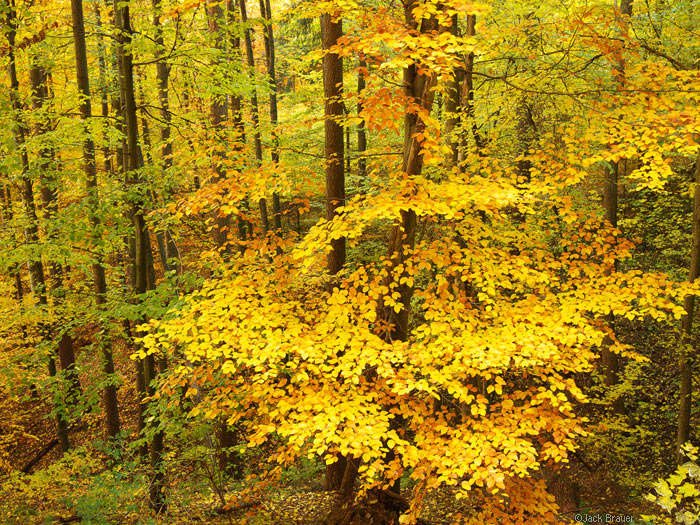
[70,0,121,440]
[677,151,700,461]
[321,5,346,492]
[259,0,283,231]
[2,0,71,453]
[239,0,269,233]
[112,0,164,510]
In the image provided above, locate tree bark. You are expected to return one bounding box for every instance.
[239,0,269,233]
[1,184,25,305]
[71,0,121,439]
[322,12,345,276]
[259,0,282,232]
[228,0,250,246]
[377,3,441,500]
[321,10,347,492]
[151,0,179,266]
[113,0,164,509]
[3,0,70,452]
[443,15,461,164]
[382,2,439,343]
[94,2,113,175]
[464,15,485,154]
[29,63,83,406]
[357,59,368,179]
[677,151,700,462]
[207,0,232,248]
[601,0,632,414]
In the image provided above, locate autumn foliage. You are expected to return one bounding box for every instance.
[3,0,700,523]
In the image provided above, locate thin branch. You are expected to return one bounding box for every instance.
[639,43,689,70]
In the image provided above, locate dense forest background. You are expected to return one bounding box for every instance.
[2,0,700,523]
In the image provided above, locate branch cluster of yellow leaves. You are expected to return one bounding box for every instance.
[139,158,694,522]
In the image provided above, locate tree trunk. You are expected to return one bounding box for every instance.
[464,15,484,154]
[94,2,113,175]
[377,3,441,500]
[322,12,346,277]
[357,59,368,179]
[382,2,438,343]
[259,0,283,232]
[207,0,232,248]
[677,151,700,462]
[151,0,179,266]
[71,0,121,439]
[443,15,461,164]
[228,0,250,247]
[601,0,632,414]
[321,11,348,492]
[29,63,83,406]
[113,0,164,509]
[1,184,25,305]
[239,0,269,233]
[3,0,70,452]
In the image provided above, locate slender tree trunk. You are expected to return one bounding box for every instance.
[357,59,368,180]
[443,15,461,164]
[94,2,113,175]
[71,0,121,439]
[30,65,84,410]
[378,3,441,500]
[228,0,250,246]
[3,0,70,452]
[259,0,282,232]
[382,3,438,343]
[678,151,700,461]
[1,185,24,304]
[207,0,232,248]
[113,0,164,509]
[239,0,269,233]
[151,0,179,266]
[137,81,170,274]
[464,15,484,155]
[602,0,633,414]
[321,11,347,492]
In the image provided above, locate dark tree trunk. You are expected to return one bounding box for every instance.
[1,185,25,304]
[321,11,347,492]
[71,0,121,439]
[382,1,439,343]
[602,0,632,415]
[443,15,461,164]
[259,0,283,232]
[377,3,441,501]
[322,13,345,277]
[464,15,484,154]
[151,0,179,266]
[3,0,70,452]
[239,0,269,233]
[228,0,250,246]
[357,59,367,179]
[208,1,232,248]
[678,151,700,461]
[94,2,113,175]
[113,0,164,509]
[29,63,82,405]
